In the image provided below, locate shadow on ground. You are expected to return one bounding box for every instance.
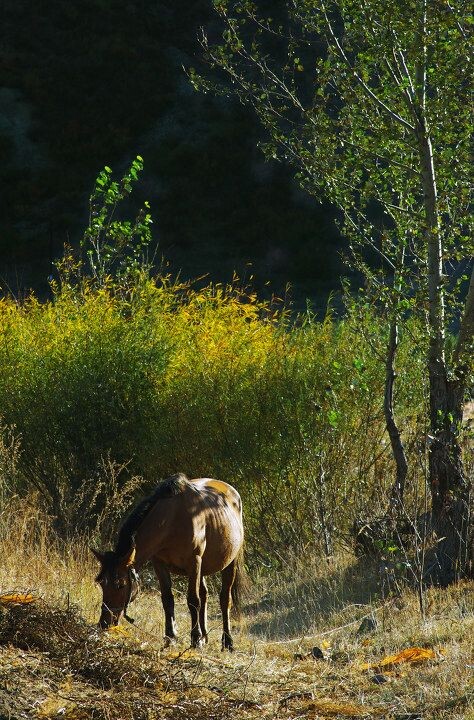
[245,555,385,640]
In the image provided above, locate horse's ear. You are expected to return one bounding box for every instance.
[91,548,105,564]
[118,536,136,567]
[123,546,136,568]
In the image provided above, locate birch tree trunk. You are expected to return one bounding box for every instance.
[419,128,470,584]
[386,316,409,507]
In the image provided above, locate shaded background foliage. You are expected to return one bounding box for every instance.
[0,0,342,306]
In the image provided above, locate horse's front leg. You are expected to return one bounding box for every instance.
[153,560,178,644]
[187,555,203,648]
[220,560,236,651]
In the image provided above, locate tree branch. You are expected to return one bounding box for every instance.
[320,2,416,132]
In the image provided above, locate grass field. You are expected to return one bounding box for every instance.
[0,507,472,720]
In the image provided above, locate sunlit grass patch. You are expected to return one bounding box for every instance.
[1,516,472,720]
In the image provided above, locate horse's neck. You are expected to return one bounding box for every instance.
[132,508,163,569]
[133,538,151,571]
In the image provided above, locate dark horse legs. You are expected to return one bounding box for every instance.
[199,576,208,643]
[154,560,178,642]
[154,557,236,650]
[187,555,203,647]
[220,560,236,651]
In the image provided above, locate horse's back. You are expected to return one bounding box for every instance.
[141,477,243,576]
[188,479,243,575]
[190,478,242,515]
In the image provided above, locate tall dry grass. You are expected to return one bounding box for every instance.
[0,494,97,620]
[0,497,472,720]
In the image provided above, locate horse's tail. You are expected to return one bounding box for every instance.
[231,545,248,617]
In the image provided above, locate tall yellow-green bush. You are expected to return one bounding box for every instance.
[0,160,429,558]
[0,273,427,554]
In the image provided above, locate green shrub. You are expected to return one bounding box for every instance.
[0,161,428,554]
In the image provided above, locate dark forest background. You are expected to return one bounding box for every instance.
[0,0,344,306]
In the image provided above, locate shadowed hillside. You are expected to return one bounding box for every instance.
[0,0,342,305]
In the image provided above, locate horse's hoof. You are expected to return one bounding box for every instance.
[221,633,234,652]
[191,635,204,649]
[163,635,177,648]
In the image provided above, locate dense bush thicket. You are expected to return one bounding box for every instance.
[0,270,427,558]
[0,160,431,560]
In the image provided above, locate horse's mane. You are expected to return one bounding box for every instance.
[115,473,189,556]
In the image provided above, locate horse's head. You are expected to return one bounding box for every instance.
[91,542,140,628]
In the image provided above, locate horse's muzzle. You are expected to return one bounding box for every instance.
[99,605,121,629]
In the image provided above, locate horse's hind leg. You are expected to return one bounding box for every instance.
[153,560,178,644]
[220,560,236,651]
[187,555,203,648]
[199,576,208,644]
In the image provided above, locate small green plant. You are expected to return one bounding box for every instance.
[83,155,153,285]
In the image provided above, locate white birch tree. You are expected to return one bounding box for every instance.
[197,0,473,583]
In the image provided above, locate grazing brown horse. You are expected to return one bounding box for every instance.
[92,473,245,650]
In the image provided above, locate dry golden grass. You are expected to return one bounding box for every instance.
[0,500,473,719]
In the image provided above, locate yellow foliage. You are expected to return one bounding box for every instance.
[360,646,437,672]
[0,272,423,546]
[106,625,131,637]
[0,593,36,605]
